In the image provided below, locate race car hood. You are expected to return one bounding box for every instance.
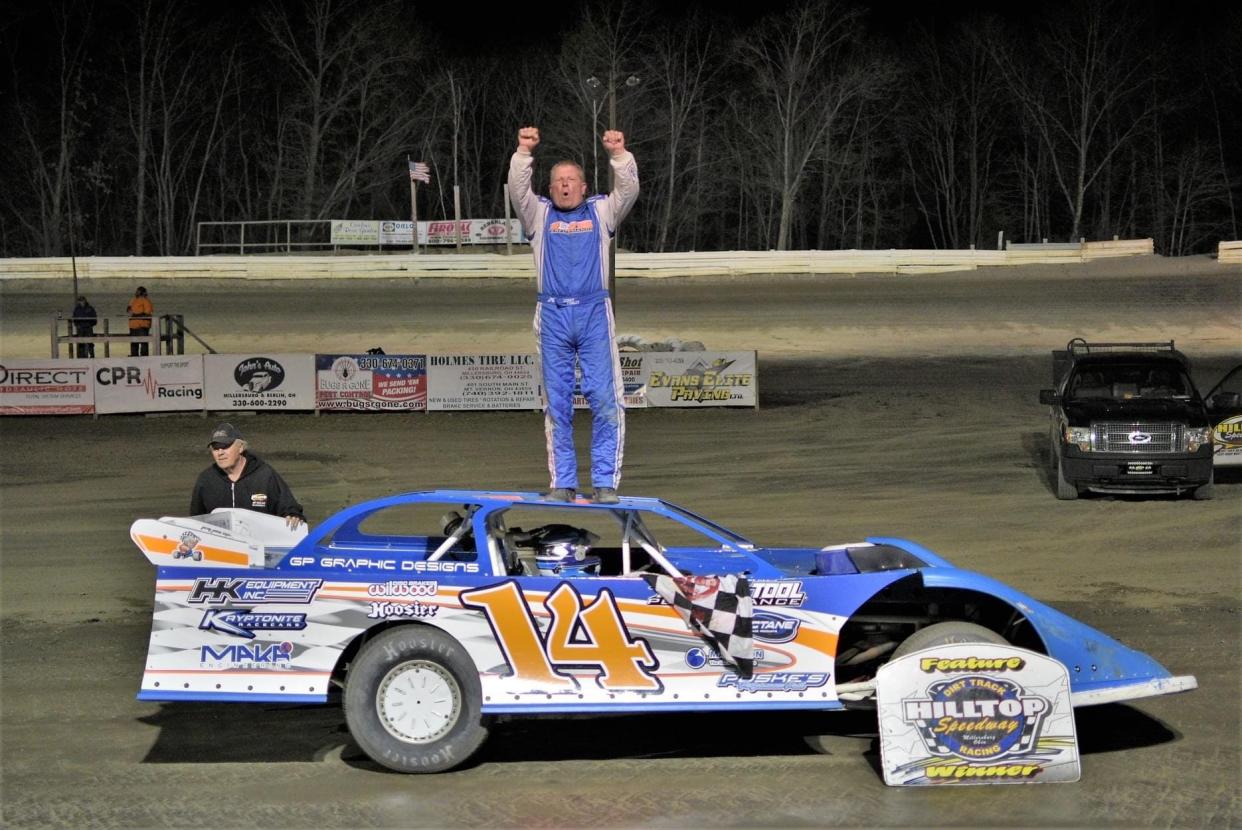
[1062,397,1207,427]
[870,537,1196,706]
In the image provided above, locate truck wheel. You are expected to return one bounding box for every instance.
[344,626,488,773]
[1054,451,1079,500]
[891,621,1009,660]
[1193,470,1215,500]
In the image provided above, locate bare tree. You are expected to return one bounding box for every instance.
[732,0,882,250]
[900,21,1004,249]
[261,0,424,220]
[637,7,724,252]
[4,0,95,256]
[987,0,1154,241]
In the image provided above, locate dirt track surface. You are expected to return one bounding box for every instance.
[1,257,1240,828]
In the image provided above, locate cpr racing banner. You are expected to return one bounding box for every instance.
[877,643,1080,786]
[0,359,94,415]
[315,354,426,411]
[640,351,757,408]
[204,354,316,410]
[427,354,541,411]
[93,355,205,414]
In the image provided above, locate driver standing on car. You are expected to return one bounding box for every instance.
[507,125,639,505]
[190,422,305,528]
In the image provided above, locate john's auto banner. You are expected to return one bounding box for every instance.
[0,359,94,414]
[204,354,316,411]
[316,354,426,411]
[427,354,540,411]
[332,219,521,246]
[877,643,1080,786]
[93,356,205,414]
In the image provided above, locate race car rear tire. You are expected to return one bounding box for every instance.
[890,621,1008,660]
[344,626,487,773]
[1054,450,1079,500]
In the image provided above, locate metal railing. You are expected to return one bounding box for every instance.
[52,314,214,358]
[196,220,332,255]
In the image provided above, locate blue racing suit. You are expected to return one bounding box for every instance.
[508,148,639,491]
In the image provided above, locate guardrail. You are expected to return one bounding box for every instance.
[0,240,1160,282]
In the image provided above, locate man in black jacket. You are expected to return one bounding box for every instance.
[190,423,305,528]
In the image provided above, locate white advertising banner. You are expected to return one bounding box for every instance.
[315,354,427,411]
[640,351,758,407]
[204,354,316,411]
[877,643,1080,786]
[426,354,541,411]
[330,220,379,245]
[572,352,648,409]
[93,355,205,414]
[0,359,94,415]
[350,219,522,246]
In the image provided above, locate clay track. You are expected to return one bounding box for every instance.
[1,259,1239,828]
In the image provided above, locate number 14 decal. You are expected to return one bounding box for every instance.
[460,581,660,691]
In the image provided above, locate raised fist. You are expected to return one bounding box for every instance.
[517,126,540,153]
[601,130,626,157]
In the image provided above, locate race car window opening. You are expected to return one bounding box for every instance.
[332,502,480,561]
[427,505,480,562]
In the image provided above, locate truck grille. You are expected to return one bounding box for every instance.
[1094,422,1182,453]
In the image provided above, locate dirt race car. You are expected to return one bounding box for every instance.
[131,491,1196,773]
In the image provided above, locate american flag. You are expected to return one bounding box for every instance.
[408,160,431,184]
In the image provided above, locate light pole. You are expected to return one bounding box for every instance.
[586,73,641,303]
[585,77,603,193]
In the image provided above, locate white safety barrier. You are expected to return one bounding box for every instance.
[0,241,1158,283]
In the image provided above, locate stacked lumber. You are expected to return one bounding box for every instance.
[1218,241,1242,264]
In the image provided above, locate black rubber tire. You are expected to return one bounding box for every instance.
[1193,470,1215,500]
[1054,449,1080,500]
[891,621,1009,660]
[344,626,487,773]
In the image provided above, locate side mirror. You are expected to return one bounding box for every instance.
[1208,392,1242,410]
[1039,389,1059,405]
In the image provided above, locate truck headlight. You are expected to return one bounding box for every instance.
[1064,426,1094,451]
[1186,427,1211,452]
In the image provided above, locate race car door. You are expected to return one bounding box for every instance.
[1204,365,1242,466]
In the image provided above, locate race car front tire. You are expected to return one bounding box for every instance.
[344,626,488,773]
[891,621,1008,660]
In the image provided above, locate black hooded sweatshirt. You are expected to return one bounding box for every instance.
[189,450,305,520]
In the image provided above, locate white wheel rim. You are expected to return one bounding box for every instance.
[376,660,461,744]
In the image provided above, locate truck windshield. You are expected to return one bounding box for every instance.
[1067,364,1194,400]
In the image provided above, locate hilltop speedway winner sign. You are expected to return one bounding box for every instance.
[877,643,1080,786]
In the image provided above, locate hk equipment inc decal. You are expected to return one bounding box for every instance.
[876,643,1080,786]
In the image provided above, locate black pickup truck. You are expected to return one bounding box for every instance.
[1038,339,1215,500]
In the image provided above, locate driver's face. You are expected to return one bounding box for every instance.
[550,164,588,210]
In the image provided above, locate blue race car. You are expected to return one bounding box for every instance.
[131,491,1196,773]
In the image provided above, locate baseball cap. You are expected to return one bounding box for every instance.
[208,422,243,448]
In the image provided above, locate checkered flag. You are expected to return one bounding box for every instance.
[644,574,754,678]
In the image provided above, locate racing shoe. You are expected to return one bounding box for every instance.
[544,487,575,502]
[592,487,619,505]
